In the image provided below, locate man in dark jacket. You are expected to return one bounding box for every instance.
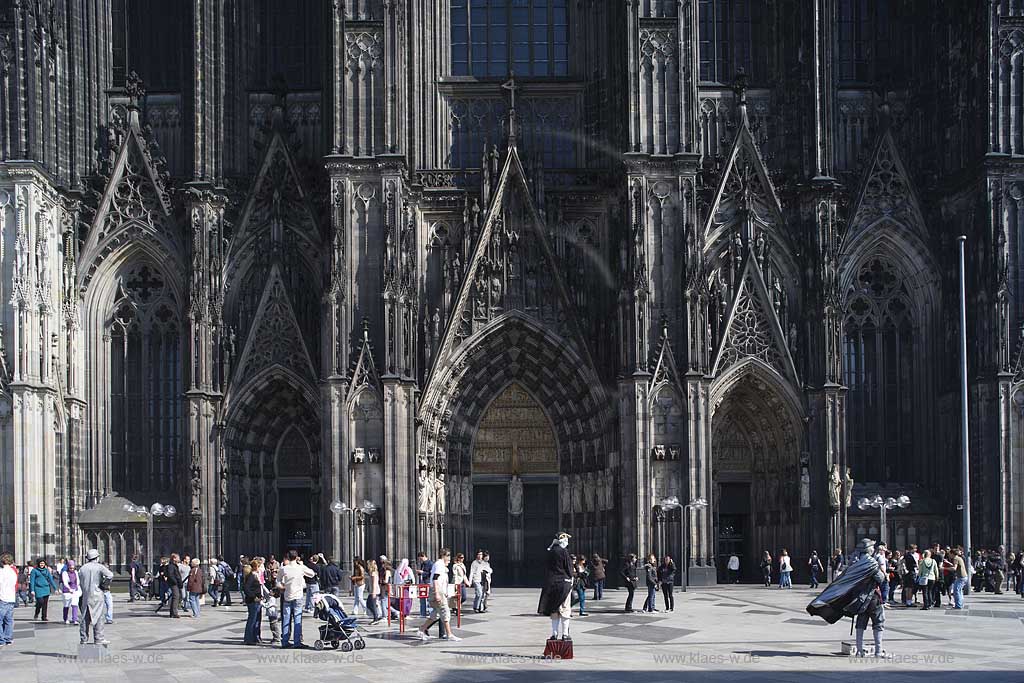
[322,558,343,596]
[538,532,574,641]
[620,554,639,613]
[158,554,183,618]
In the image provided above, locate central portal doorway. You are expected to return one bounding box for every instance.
[470,383,559,586]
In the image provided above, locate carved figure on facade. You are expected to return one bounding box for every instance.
[800,465,810,509]
[509,474,524,515]
[828,464,841,510]
[844,467,855,509]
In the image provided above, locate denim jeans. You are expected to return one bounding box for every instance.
[15,589,29,606]
[104,590,114,622]
[811,570,821,589]
[879,579,888,601]
[281,598,303,647]
[473,581,484,611]
[244,603,262,643]
[593,579,605,600]
[952,576,966,608]
[575,587,587,614]
[419,596,428,617]
[780,570,792,588]
[644,584,657,611]
[0,601,14,644]
[189,592,201,618]
[304,583,320,611]
[353,584,366,615]
[209,585,220,605]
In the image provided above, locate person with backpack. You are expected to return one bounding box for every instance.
[217,557,234,605]
[590,554,607,600]
[208,556,223,607]
[808,551,824,589]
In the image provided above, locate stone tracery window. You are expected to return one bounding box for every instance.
[842,256,914,483]
[451,0,569,78]
[698,0,767,84]
[109,263,182,493]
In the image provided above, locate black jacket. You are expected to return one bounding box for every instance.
[538,544,574,616]
[657,562,676,584]
[242,572,262,604]
[160,562,182,588]
[620,559,638,585]
[323,562,342,589]
[643,562,658,587]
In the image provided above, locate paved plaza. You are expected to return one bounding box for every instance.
[1,585,1022,682]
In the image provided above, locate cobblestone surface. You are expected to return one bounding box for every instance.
[1,585,1021,681]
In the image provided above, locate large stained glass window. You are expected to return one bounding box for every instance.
[109,263,182,493]
[843,257,914,483]
[698,0,766,84]
[836,0,897,84]
[451,0,569,78]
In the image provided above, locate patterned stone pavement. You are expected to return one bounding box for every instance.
[1,584,1022,682]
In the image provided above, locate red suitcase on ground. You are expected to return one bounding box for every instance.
[543,637,574,660]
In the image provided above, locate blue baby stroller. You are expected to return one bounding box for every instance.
[313,593,366,652]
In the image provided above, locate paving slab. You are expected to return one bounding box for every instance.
[0,585,1021,680]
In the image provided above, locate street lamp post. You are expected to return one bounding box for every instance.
[122,502,177,574]
[856,494,910,546]
[330,499,378,575]
[659,495,708,592]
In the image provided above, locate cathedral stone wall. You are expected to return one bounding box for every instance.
[0,0,1020,581]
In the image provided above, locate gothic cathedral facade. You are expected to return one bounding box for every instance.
[0,1,1020,584]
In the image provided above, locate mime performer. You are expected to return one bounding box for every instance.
[538,532,574,641]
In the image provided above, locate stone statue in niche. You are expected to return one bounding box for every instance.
[828,464,841,510]
[844,467,855,509]
[668,445,680,461]
[653,444,666,461]
[560,475,571,512]
[595,471,606,510]
[800,465,810,509]
[461,477,471,514]
[352,448,365,464]
[584,472,596,512]
[435,474,446,515]
[448,475,461,513]
[219,467,229,515]
[509,474,524,515]
[367,448,381,464]
[418,470,433,513]
[572,473,584,511]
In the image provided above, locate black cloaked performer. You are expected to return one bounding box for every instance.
[538,532,574,642]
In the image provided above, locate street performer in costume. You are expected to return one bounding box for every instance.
[538,532,574,642]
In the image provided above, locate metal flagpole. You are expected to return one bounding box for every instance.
[957,236,972,574]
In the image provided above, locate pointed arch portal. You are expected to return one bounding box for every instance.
[470,383,559,586]
[711,364,803,582]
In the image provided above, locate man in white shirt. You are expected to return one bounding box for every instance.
[416,548,460,642]
[727,554,740,583]
[468,550,487,612]
[0,553,18,646]
[276,550,315,648]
